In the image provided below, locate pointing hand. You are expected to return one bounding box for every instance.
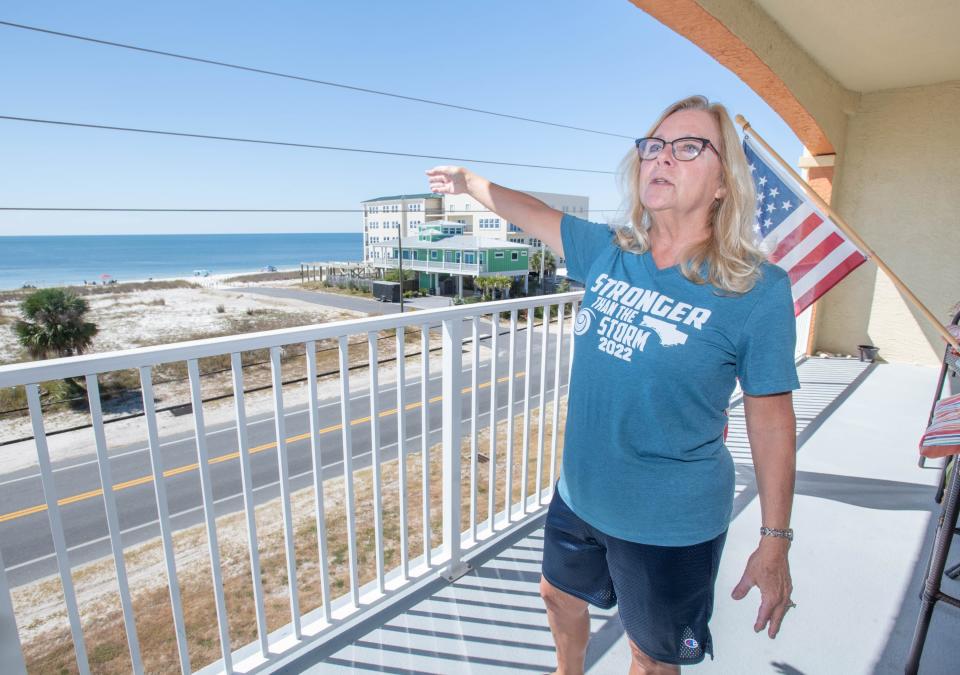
[425,165,469,195]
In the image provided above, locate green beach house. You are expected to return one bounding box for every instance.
[366,222,531,296]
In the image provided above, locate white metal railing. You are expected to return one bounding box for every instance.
[376,258,484,274]
[0,291,582,675]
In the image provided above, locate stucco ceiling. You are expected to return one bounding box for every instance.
[754,0,960,92]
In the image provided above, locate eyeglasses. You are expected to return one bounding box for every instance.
[635,136,721,162]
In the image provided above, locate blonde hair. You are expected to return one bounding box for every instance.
[613,95,765,294]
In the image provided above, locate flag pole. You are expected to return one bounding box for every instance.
[735,114,959,352]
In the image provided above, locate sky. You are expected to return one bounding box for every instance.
[0,0,804,236]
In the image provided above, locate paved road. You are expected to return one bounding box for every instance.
[240,285,400,314]
[0,320,570,586]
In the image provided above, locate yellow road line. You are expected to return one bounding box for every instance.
[0,371,526,524]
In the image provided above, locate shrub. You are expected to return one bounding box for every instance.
[216,304,226,313]
[15,287,98,359]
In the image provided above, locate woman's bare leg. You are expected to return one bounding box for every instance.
[627,640,680,675]
[540,575,591,675]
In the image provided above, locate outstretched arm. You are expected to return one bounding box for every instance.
[426,166,564,255]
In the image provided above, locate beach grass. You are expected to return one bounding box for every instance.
[222,270,302,283]
[0,279,199,303]
[300,280,372,298]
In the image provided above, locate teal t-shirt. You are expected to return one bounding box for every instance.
[557,213,800,546]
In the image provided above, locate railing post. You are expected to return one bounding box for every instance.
[0,547,26,675]
[441,316,471,581]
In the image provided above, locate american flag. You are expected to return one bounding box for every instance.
[743,137,868,315]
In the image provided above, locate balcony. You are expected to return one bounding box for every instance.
[0,294,957,674]
[375,258,484,275]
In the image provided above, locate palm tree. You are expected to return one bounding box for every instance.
[530,249,557,278]
[491,275,512,299]
[474,276,492,300]
[15,288,98,360]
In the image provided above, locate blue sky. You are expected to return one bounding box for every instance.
[0,0,803,236]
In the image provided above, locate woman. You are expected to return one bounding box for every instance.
[426,95,798,674]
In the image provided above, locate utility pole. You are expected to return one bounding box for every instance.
[398,233,405,313]
[538,241,545,295]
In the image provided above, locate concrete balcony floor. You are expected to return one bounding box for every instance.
[279,357,959,674]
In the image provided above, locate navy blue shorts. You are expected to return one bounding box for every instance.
[541,490,726,665]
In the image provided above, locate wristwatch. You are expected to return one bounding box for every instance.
[760,527,794,541]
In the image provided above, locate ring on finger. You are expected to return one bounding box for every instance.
[786,601,797,609]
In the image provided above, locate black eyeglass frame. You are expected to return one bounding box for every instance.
[634,136,722,162]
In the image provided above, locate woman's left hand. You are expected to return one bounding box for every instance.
[731,539,794,638]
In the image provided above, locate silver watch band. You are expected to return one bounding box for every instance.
[760,526,794,541]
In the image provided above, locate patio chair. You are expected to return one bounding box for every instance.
[905,382,960,672]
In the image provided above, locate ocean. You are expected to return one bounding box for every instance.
[0,232,363,290]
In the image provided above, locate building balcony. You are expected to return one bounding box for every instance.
[0,293,956,674]
[373,258,486,275]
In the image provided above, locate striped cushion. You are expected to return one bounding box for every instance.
[920,393,960,458]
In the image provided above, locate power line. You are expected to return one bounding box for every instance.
[0,115,617,175]
[0,208,362,213]
[0,207,622,212]
[0,20,634,140]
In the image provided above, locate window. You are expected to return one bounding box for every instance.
[430,250,439,260]
[465,252,476,264]
[511,251,519,261]
[402,250,412,260]
[479,253,485,264]
[479,218,501,230]
[464,203,470,210]
[507,222,520,232]
[494,251,504,259]
[529,238,542,247]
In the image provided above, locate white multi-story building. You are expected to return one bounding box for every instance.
[361,194,444,261]
[361,190,589,267]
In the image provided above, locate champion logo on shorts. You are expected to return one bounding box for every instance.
[683,637,699,650]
